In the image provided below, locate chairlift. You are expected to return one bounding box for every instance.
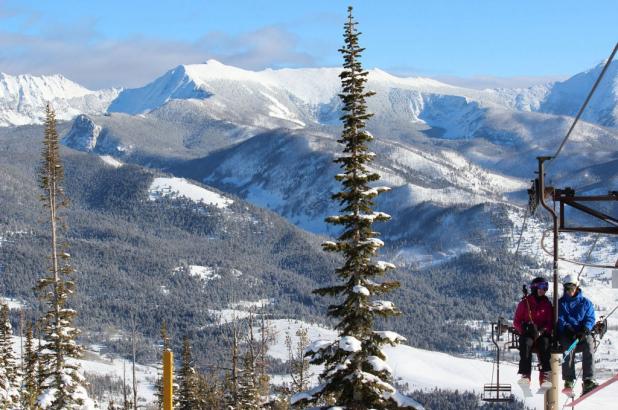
[481,318,515,403]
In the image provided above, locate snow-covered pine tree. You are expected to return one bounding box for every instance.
[178,336,199,410]
[0,303,20,407]
[257,309,273,398]
[236,352,261,410]
[292,7,423,410]
[36,103,90,409]
[22,322,39,408]
[285,326,312,395]
[195,371,223,409]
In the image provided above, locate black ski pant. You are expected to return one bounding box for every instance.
[560,333,595,381]
[518,334,551,375]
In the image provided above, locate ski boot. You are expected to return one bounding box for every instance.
[582,379,599,395]
[562,379,575,398]
[537,371,552,394]
[517,374,533,397]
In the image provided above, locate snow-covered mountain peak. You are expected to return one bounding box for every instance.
[0,72,119,127]
[537,59,618,127]
[183,59,271,85]
[0,71,93,99]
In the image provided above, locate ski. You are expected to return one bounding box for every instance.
[566,374,618,406]
[517,378,533,398]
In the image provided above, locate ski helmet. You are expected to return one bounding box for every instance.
[530,276,548,291]
[562,274,578,287]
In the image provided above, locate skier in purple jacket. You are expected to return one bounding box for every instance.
[558,274,598,395]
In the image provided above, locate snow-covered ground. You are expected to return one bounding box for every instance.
[0,296,26,310]
[2,294,614,409]
[6,335,158,409]
[99,155,123,168]
[173,264,222,282]
[148,176,233,208]
[266,317,618,410]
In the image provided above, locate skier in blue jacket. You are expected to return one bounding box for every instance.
[558,274,598,395]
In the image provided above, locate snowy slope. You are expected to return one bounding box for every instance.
[105,60,531,134]
[0,72,119,127]
[7,334,157,408]
[262,316,618,410]
[106,59,618,136]
[148,176,233,208]
[3,59,617,134]
[173,129,528,237]
[538,61,618,128]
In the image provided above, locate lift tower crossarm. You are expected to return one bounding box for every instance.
[554,189,618,234]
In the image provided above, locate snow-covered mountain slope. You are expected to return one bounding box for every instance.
[171,129,527,237]
[0,72,119,127]
[106,60,537,133]
[61,110,258,161]
[148,176,233,208]
[104,59,618,154]
[3,59,618,134]
[492,60,618,128]
[538,60,618,128]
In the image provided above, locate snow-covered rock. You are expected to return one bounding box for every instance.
[62,115,102,152]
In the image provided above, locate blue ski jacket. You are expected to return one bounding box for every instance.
[558,289,595,334]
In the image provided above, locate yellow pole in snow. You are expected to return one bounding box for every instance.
[163,349,174,410]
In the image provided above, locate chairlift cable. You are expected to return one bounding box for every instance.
[550,42,618,165]
[576,234,601,283]
[540,229,615,269]
[513,209,529,257]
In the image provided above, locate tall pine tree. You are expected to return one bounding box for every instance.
[178,337,199,410]
[236,352,261,410]
[22,322,39,408]
[292,7,422,410]
[0,303,20,407]
[36,103,91,409]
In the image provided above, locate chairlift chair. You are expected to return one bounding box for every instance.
[481,318,515,403]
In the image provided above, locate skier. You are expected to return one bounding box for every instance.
[513,277,553,389]
[558,274,598,395]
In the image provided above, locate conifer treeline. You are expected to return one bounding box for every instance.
[155,311,296,410]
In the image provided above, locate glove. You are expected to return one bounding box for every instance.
[576,328,590,339]
[564,325,576,338]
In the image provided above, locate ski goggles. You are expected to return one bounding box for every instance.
[564,283,577,291]
[531,281,549,290]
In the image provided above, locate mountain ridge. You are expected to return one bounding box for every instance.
[2,59,618,130]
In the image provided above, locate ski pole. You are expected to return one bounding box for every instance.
[563,338,579,360]
[604,305,618,320]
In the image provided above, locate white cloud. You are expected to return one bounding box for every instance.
[0,24,318,89]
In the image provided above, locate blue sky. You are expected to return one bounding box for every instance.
[0,0,616,89]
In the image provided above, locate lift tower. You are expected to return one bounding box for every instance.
[531,157,618,410]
